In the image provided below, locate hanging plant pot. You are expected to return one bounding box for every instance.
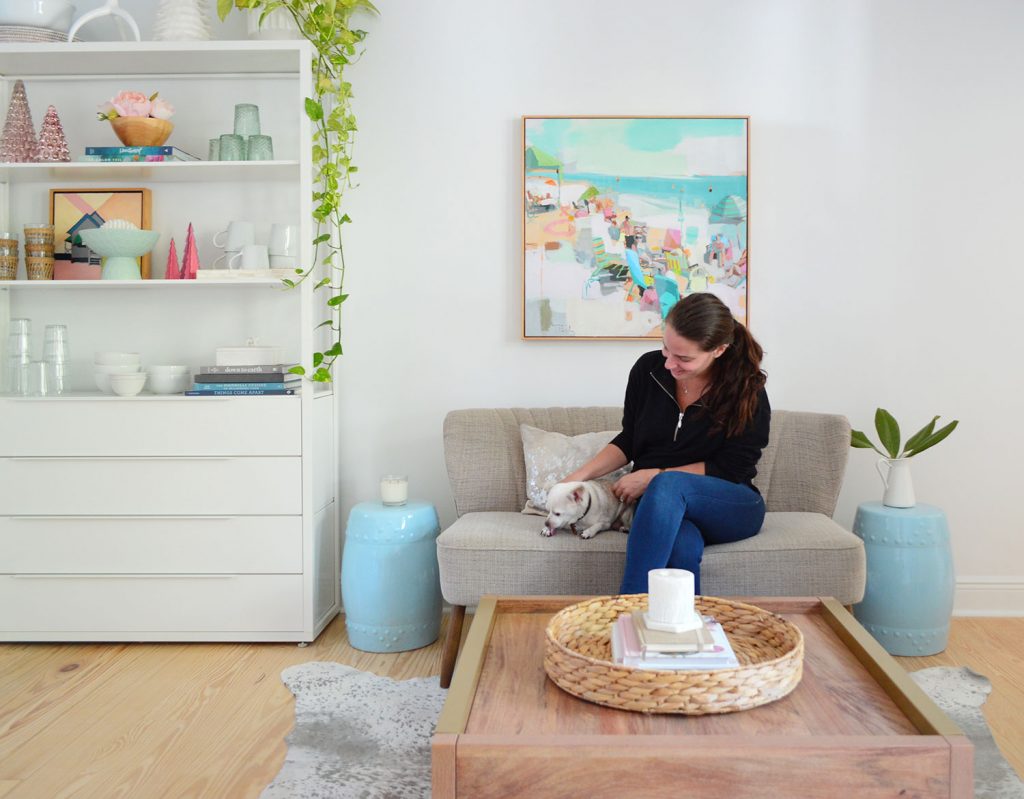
[110,117,173,147]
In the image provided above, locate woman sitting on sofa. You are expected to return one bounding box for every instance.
[563,292,770,594]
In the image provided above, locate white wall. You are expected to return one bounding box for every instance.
[84,2,1024,613]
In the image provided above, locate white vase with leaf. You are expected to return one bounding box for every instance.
[851,409,959,508]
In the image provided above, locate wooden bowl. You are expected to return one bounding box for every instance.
[109,117,173,147]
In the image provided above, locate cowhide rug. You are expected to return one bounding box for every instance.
[262,663,1022,799]
[260,662,445,799]
[910,666,1024,799]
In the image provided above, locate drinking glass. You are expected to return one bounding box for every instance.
[208,137,220,161]
[23,223,54,247]
[42,324,69,394]
[233,103,261,138]
[5,318,31,395]
[219,133,245,161]
[27,360,50,396]
[246,134,273,161]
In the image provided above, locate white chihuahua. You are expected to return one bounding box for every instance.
[542,480,634,539]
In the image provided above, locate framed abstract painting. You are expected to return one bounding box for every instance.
[50,187,153,279]
[523,116,749,340]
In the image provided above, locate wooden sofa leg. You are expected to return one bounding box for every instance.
[440,605,466,689]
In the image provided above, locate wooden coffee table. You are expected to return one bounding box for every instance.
[432,596,972,798]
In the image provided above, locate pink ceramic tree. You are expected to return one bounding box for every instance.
[164,237,180,279]
[182,224,200,279]
[37,105,70,162]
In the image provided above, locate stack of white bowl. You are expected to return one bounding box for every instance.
[148,365,190,395]
[94,352,147,397]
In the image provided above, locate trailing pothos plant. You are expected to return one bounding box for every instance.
[218,0,378,382]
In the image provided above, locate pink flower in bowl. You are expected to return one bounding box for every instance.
[150,98,175,120]
[97,90,175,121]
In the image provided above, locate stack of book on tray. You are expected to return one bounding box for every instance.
[610,610,739,670]
[185,364,300,396]
[79,146,200,162]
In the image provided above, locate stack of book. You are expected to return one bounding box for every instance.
[185,364,300,396]
[610,610,739,670]
[79,146,200,162]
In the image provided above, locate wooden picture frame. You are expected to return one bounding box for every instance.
[523,116,749,340]
[49,187,153,279]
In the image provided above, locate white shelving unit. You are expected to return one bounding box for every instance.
[0,41,340,642]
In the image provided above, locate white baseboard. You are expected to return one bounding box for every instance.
[954,577,1024,616]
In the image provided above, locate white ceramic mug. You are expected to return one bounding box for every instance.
[213,221,256,252]
[269,254,298,270]
[212,249,240,269]
[268,223,299,256]
[228,244,270,271]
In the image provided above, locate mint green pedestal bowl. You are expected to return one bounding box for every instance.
[79,228,160,280]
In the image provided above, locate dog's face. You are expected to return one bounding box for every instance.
[542,482,587,536]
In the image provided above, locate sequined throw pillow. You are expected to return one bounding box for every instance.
[519,423,630,514]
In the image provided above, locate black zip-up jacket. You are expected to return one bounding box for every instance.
[609,350,771,490]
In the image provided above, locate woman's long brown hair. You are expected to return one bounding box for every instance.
[665,293,766,437]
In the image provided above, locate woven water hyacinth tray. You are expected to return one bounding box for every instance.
[544,594,804,715]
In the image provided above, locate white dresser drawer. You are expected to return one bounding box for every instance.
[0,457,301,515]
[0,574,304,634]
[1,515,302,573]
[0,397,301,457]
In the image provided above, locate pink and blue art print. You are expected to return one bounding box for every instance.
[523,116,749,339]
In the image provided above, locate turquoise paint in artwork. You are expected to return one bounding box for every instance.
[523,117,749,339]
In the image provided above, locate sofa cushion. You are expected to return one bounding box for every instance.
[519,423,630,512]
[436,511,866,607]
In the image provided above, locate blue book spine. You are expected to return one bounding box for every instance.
[190,382,290,391]
[185,388,297,396]
[85,146,173,155]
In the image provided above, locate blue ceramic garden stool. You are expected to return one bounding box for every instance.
[852,501,955,656]
[342,501,442,653]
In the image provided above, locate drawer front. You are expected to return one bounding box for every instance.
[1,515,302,574]
[0,457,301,515]
[0,397,301,457]
[0,574,303,633]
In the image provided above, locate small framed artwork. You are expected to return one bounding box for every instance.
[50,187,153,279]
[523,116,749,340]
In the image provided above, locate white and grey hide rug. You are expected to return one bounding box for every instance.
[910,666,1024,799]
[260,661,445,799]
[261,662,1022,799]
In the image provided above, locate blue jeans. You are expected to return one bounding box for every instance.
[619,471,765,595]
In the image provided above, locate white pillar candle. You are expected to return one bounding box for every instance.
[647,568,699,631]
[380,475,408,506]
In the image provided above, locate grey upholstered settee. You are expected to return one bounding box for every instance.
[436,407,866,687]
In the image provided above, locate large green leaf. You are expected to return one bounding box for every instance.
[874,408,901,459]
[851,430,883,454]
[905,420,959,456]
[903,416,938,456]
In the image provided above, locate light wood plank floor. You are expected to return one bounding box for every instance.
[0,615,1021,798]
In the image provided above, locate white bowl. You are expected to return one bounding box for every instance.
[0,0,76,31]
[148,364,190,375]
[148,371,190,395]
[95,351,141,366]
[94,363,140,375]
[109,372,147,397]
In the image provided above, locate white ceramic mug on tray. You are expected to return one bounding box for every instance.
[268,223,299,256]
[228,244,270,271]
[212,221,255,251]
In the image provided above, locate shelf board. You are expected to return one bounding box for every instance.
[0,41,312,78]
[0,160,299,184]
[2,392,305,400]
[0,277,289,288]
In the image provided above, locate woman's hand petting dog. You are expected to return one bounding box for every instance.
[612,468,662,503]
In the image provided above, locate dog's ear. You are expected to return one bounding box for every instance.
[571,487,584,503]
